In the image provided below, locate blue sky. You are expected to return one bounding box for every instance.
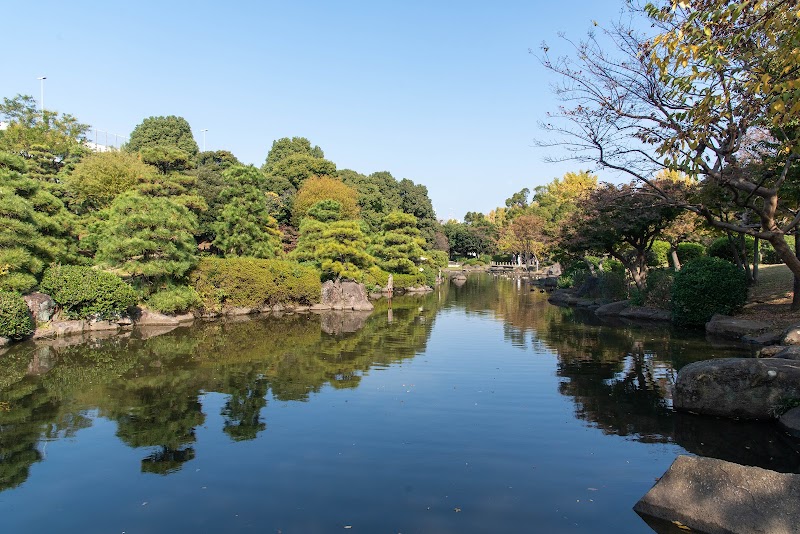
[3,0,627,220]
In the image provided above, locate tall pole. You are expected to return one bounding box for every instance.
[37,76,46,117]
[201,129,208,152]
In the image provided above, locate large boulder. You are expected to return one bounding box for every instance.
[594,300,630,316]
[705,314,771,340]
[674,357,800,420]
[634,455,800,534]
[618,306,671,321]
[23,292,56,324]
[779,407,800,438]
[132,309,195,326]
[781,323,800,345]
[320,280,374,311]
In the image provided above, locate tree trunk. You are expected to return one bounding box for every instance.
[670,247,681,271]
[769,233,800,311]
[795,233,800,312]
[752,237,760,282]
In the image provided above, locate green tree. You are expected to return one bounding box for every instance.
[339,169,404,233]
[64,151,155,213]
[0,152,77,292]
[0,94,90,183]
[290,200,375,281]
[370,211,427,274]
[125,115,199,157]
[212,166,282,258]
[262,136,325,173]
[398,178,439,247]
[192,150,242,241]
[96,192,199,285]
[269,153,336,190]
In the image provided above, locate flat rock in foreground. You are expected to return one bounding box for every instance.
[634,455,800,534]
[706,314,770,340]
[674,357,800,420]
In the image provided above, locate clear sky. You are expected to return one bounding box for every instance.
[3,0,626,221]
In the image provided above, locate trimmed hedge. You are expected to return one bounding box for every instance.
[677,242,705,264]
[0,291,34,339]
[708,235,755,264]
[192,257,321,310]
[671,256,748,326]
[40,265,138,320]
[647,240,671,267]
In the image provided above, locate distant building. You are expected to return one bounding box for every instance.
[0,121,8,131]
[84,141,117,153]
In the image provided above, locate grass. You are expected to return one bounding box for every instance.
[738,264,798,328]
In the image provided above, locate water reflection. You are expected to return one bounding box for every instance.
[0,293,441,487]
[1,273,799,502]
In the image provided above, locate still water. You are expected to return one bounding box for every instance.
[1,275,799,533]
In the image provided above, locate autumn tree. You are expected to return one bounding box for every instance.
[292,176,360,225]
[538,1,800,306]
[562,182,681,290]
[64,151,155,213]
[498,214,547,270]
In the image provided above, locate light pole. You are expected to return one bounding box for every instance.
[200,129,208,152]
[37,76,46,117]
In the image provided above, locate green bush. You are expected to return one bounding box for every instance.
[639,268,675,309]
[598,270,628,300]
[146,285,201,315]
[671,256,748,326]
[677,242,705,264]
[0,291,34,339]
[363,266,427,291]
[40,265,138,320]
[708,235,755,264]
[647,240,671,267]
[426,250,449,269]
[192,257,321,310]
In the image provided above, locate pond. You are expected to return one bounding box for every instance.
[1,274,799,533]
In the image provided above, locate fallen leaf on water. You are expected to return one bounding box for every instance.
[454,508,461,513]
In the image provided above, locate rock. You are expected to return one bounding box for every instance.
[23,292,56,324]
[759,345,788,358]
[618,306,671,321]
[781,324,800,345]
[706,314,770,340]
[742,329,784,345]
[404,286,433,293]
[44,320,86,338]
[225,307,255,316]
[778,407,800,438]
[87,320,120,332]
[320,280,374,311]
[318,310,372,335]
[595,300,630,316]
[548,289,578,306]
[634,455,800,534]
[310,303,332,311]
[133,310,194,326]
[674,357,800,420]
[774,346,800,360]
[0,336,10,347]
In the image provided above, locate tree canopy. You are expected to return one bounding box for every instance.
[126,115,199,157]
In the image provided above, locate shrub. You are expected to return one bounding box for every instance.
[147,285,201,315]
[647,240,671,267]
[192,257,321,310]
[707,235,755,264]
[40,265,138,320]
[0,291,34,339]
[363,266,427,291]
[598,270,628,300]
[639,268,675,309]
[677,242,705,264]
[761,237,794,264]
[671,256,748,326]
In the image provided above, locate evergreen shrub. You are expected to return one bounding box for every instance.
[707,235,755,263]
[192,258,320,310]
[633,268,675,309]
[40,265,138,320]
[0,291,34,339]
[147,285,201,315]
[671,257,748,326]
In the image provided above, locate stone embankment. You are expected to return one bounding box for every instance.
[2,281,376,348]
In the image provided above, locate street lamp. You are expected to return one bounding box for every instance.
[200,129,208,152]
[37,76,46,116]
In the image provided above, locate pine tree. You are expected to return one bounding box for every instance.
[290,200,374,281]
[212,166,282,258]
[369,211,426,274]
